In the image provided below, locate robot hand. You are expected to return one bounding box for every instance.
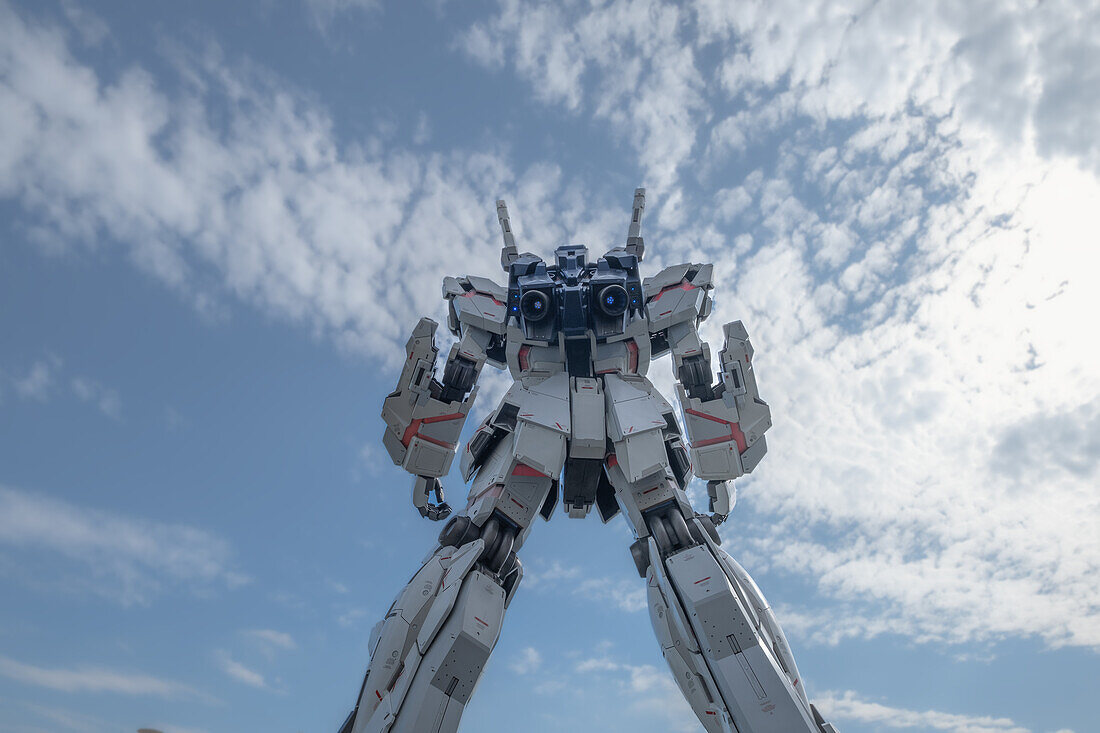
[707,479,736,526]
[412,475,452,521]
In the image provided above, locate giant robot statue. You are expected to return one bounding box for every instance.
[338,191,840,733]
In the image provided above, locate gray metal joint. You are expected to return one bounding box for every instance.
[642,501,702,557]
[475,513,520,576]
[439,354,479,403]
[677,353,715,401]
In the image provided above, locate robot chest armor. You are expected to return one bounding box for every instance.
[512,328,649,379]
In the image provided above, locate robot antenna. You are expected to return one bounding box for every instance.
[497,199,519,271]
[626,187,645,261]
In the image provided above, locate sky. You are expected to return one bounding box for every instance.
[0,1,1098,732]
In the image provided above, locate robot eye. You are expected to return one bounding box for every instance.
[520,290,552,322]
[596,284,628,317]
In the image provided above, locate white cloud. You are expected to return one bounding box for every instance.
[216,652,266,689]
[244,629,296,652]
[457,0,708,198]
[59,0,108,47]
[573,650,698,733]
[12,359,57,400]
[0,485,246,605]
[0,654,196,698]
[70,376,122,419]
[695,0,1100,174]
[5,356,122,418]
[816,689,1031,733]
[508,646,542,675]
[337,607,370,627]
[712,155,1100,651]
[524,560,646,613]
[575,576,647,613]
[0,1,526,368]
[521,559,581,590]
[412,111,432,145]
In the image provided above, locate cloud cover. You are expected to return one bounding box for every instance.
[0,485,244,604]
[0,654,197,698]
[1,0,1098,667]
[458,0,1100,653]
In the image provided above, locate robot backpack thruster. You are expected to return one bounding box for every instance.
[338,190,840,733]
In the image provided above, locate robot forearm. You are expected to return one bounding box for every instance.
[676,321,772,481]
[381,318,482,517]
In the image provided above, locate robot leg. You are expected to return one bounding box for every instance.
[340,512,524,733]
[628,496,839,732]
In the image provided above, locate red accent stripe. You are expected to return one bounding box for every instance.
[474,616,489,627]
[685,408,748,452]
[626,339,639,373]
[375,690,382,701]
[465,483,503,509]
[400,412,464,448]
[510,497,524,509]
[694,576,711,584]
[518,344,531,371]
[423,412,465,424]
[412,432,457,449]
[462,290,505,307]
[642,486,661,495]
[511,463,548,477]
[400,419,422,447]
[649,279,697,303]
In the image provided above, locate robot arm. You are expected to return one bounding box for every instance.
[674,320,772,522]
[381,271,508,520]
[645,263,772,522]
[381,318,486,520]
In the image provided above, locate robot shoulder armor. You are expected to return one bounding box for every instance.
[443,275,508,336]
[643,262,714,330]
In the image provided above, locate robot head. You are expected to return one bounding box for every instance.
[498,190,646,343]
[554,245,588,284]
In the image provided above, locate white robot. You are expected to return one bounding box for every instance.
[338,191,840,733]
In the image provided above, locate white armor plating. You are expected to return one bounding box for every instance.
[340,191,839,733]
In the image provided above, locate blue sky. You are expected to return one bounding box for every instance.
[1,1,1098,732]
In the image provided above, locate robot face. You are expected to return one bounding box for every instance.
[555,245,588,281]
[507,246,643,343]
